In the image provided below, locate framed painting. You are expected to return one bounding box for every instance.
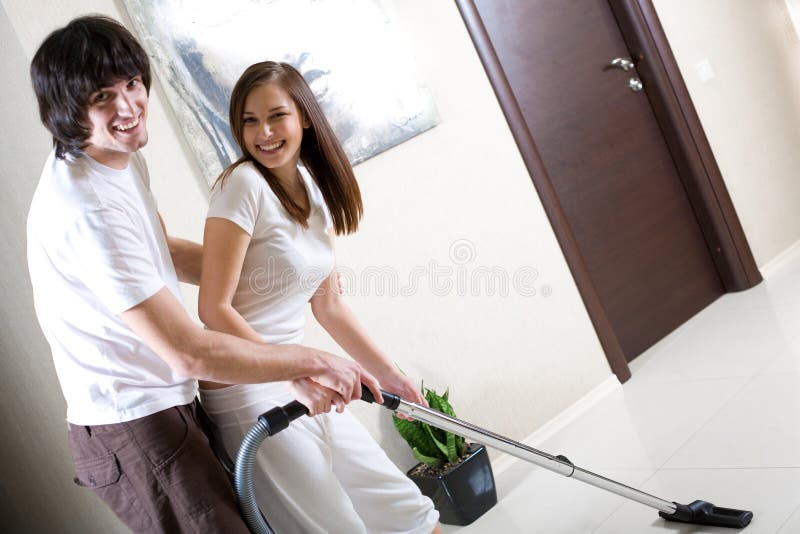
[123,0,440,184]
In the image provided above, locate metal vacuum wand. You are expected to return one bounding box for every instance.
[361,387,754,529]
[234,386,754,533]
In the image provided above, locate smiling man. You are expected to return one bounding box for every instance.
[27,15,380,532]
[83,76,148,168]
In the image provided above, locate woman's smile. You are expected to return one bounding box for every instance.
[256,140,286,153]
[242,82,305,183]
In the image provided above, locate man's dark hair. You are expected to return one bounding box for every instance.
[30,15,151,159]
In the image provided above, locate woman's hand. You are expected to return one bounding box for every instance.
[378,371,425,404]
[375,370,428,420]
[289,377,346,416]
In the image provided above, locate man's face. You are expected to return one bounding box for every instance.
[83,76,148,169]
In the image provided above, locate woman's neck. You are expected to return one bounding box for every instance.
[274,166,309,211]
[271,166,302,194]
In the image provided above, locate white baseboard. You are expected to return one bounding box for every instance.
[759,240,800,279]
[490,374,622,476]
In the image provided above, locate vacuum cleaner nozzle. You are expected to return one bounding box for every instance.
[659,500,753,528]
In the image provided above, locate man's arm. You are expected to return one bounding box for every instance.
[158,213,202,285]
[120,286,382,404]
[168,236,202,285]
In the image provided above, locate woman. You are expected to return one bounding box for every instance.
[198,61,441,534]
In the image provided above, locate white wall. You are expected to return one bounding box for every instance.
[1,0,613,529]
[653,0,800,269]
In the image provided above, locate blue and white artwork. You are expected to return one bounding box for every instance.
[123,0,439,184]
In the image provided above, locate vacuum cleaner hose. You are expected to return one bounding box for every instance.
[235,400,309,534]
[235,418,273,534]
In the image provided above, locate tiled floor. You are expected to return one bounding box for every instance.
[443,252,800,533]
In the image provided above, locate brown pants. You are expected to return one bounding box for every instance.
[68,400,250,533]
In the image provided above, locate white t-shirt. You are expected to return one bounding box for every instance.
[27,150,197,425]
[206,162,334,344]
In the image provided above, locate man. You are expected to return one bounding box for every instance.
[27,15,381,532]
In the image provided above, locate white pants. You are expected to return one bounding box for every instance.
[200,383,439,534]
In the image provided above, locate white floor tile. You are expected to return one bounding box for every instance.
[777,503,800,533]
[441,466,655,533]
[759,335,800,376]
[595,468,800,534]
[536,378,746,470]
[665,373,800,469]
[761,269,800,308]
[629,302,797,383]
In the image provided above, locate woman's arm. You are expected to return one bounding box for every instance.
[198,217,265,344]
[198,217,352,412]
[310,263,425,404]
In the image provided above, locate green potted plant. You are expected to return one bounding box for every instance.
[393,385,497,525]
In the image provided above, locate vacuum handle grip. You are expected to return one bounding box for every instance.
[360,384,401,410]
[283,400,309,420]
[259,384,402,436]
[257,400,308,436]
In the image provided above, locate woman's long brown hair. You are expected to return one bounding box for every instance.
[215,61,362,235]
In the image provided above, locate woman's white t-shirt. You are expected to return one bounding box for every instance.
[206,162,334,344]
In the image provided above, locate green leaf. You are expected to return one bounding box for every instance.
[438,394,457,418]
[426,394,449,441]
[446,431,458,463]
[393,416,440,458]
[413,447,444,469]
[428,391,443,413]
[393,383,468,464]
[456,436,467,458]
[424,389,435,409]
[392,415,417,443]
[424,423,449,458]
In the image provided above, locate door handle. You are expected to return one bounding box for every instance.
[628,78,644,92]
[609,57,634,71]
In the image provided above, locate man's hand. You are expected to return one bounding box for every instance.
[310,352,383,406]
[289,378,344,415]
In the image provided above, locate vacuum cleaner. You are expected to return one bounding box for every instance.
[234,386,753,533]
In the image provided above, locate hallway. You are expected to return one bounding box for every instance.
[445,249,800,533]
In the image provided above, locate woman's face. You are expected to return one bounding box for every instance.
[241,82,307,183]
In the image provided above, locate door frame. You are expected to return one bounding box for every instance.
[455,0,761,382]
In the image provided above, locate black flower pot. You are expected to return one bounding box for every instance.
[407,444,497,526]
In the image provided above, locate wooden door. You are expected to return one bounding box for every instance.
[471,0,725,361]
